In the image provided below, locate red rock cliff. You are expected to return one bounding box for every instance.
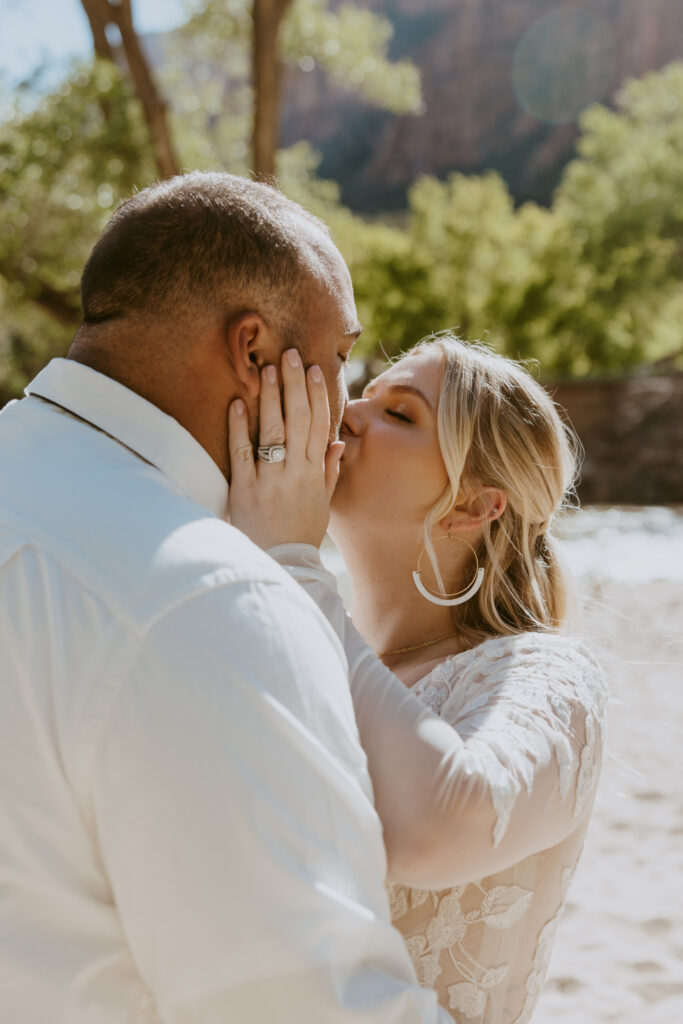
[281,0,683,210]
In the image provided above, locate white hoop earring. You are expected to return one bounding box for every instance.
[412,535,485,607]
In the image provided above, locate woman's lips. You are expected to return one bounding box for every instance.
[337,431,355,465]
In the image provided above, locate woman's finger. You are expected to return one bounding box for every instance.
[325,441,345,501]
[258,364,286,453]
[306,365,330,466]
[282,348,310,460]
[228,398,257,488]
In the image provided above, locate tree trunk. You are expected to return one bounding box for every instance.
[252,0,294,180]
[80,0,179,179]
[0,257,81,328]
[30,281,82,328]
[80,0,115,61]
[80,0,115,121]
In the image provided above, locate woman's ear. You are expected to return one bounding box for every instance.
[441,487,507,532]
[224,311,280,399]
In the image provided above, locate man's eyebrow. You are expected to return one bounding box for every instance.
[362,381,433,410]
[344,323,363,339]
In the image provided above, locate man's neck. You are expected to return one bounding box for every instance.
[68,338,232,480]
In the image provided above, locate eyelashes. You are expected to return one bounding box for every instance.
[385,409,412,423]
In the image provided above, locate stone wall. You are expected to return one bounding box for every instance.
[550,373,683,505]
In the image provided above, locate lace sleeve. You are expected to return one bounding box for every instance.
[432,634,607,854]
[267,545,608,891]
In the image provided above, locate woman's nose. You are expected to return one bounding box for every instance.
[340,400,366,437]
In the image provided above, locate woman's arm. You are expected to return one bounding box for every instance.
[267,545,607,890]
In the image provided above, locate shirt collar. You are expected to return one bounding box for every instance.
[25,358,229,519]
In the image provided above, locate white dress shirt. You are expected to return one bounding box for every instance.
[0,358,451,1024]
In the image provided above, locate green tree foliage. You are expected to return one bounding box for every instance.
[178,0,420,111]
[169,0,420,171]
[547,62,683,373]
[280,0,421,112]
[0,0,421,400]
[348,62,683,378]
[350,173,559,366]
[3,38,683,399]
[0,61,155,399]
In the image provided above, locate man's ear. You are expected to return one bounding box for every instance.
[441,487,507,533]
[224,311,281,398]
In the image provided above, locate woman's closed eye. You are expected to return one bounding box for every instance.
[385,408,412,423]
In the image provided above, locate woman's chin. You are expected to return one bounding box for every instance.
[327,518,357,560]
[328,504,343,531]
[329,471,351,514]
[328,501,355,542]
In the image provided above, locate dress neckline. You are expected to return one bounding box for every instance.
[409,629,567,692]
[409,637,486,693]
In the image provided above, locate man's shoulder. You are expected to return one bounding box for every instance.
[0,397,292,629]
[132,514,295,622]
[1,507,292,634]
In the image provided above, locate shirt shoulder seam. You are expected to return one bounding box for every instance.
[0,514,290,634]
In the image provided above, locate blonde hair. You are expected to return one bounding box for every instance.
[403,332,581,646]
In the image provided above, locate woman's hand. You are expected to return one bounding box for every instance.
[227,348,345,549]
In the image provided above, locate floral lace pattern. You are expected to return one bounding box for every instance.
[388,632,607,1023]
[514,865,576,1023]
[388,878,536,1019]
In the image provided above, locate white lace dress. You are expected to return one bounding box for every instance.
[269,546,608,1024]
[384,634,607,1023]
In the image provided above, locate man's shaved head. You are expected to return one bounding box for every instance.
[71,171,360,478]
[80,171,333,341]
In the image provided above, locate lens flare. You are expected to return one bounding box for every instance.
[512,6,616,124]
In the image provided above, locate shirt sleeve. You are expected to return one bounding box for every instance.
[86,575,452,1023]
[268,545,608,891]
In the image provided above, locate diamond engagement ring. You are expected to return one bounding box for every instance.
[257,444,286,463]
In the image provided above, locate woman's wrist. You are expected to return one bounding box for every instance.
[267,543,340,593]
[267,542,323,565]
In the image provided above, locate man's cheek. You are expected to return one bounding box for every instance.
[324,369,345,441]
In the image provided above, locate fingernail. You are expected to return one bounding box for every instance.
[233,399,245,415]
[264,365,277,384]
[285,348,300,368]
[310,365,323,383]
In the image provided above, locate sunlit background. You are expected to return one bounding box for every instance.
[1,3,682,1022]
[0,0,186,85]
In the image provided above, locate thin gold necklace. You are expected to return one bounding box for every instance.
[380,630,459,658]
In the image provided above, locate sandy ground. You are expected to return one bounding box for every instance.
[534,578,683,1023]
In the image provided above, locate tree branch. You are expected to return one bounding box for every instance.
[80,0,117,121]
[274,0,294,19]
[0,263,81,329]
[111,0,179,179]
[30,281,81,328]
[80,0,115,61]
[80,0,179,179]
[252,0,295,180]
